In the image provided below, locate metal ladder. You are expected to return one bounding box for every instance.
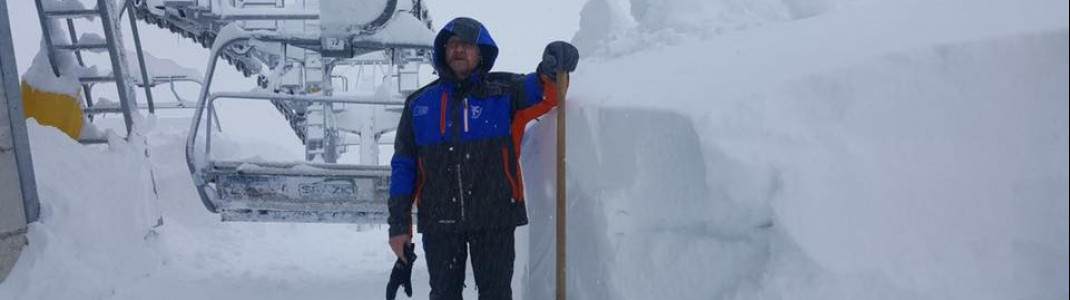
[34,0,154,143]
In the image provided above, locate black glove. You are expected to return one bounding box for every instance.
[537,41,580,81]
[386,243,417,300]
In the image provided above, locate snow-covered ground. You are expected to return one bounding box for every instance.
[521,0,1067,299]
[0,120,162,299]
[2,0,1068,299]
[1,116,487,300]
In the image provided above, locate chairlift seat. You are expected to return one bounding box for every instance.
[205,160,391,223]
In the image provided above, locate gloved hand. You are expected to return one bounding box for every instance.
[537,41,580,81]
[386,243,417,300]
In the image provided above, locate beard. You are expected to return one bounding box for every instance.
[449,59,476,76]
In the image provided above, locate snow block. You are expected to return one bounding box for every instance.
[20,82,83,139]
[521,105,775,299]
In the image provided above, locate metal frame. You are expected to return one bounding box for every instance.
[32,0,61,77]
[1,0,41,223]
[202,91,403,160]
[126,0,155,113]
[133,0,433,161]
[187,34,418,215]
[34,0,157,137]
[97,0,137,132]
[158,76,206,108]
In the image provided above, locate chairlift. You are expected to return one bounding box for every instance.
[186,10,432,223]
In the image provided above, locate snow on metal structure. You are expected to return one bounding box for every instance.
[32,0,155,143]
[1,1,40,283]
[185,3,434,222]
[133,0,434,163]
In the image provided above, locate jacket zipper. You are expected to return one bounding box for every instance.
[451,88,467,223]
[456,163,465,221]
[458,97,467,220]
[463,97,470,133]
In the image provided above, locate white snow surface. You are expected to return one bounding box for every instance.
[519,0,1067,299]
[77,33,107,53]
[364,13,436,47]
[320,0,389,35]
[39,0,86,12]
[0,120,162,300]
[20,48,83,97]
[572,0,861,58]
[125,50,204,84]
[2,0,1068,299]
[20,22,92,97]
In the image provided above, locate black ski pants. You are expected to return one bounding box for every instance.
[422,227,515,300]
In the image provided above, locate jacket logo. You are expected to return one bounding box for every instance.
[413,105,429,116]
[470,105,482,119]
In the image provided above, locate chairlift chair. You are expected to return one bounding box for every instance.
[186,8,433,223]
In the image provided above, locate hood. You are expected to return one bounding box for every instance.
[433,17,499,82]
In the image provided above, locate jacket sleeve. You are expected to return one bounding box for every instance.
[509,73,561,150]
[513,73,560,112]
[388,97,418,237]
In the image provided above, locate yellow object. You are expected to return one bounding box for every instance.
[20,82,83,139]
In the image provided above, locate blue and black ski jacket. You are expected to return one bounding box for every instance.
[388,17,561,236]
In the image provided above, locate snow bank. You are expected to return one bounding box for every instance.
[20,41,85,98]
[522,0,1069,299]
[0,121,163,300]
[2,0,1066,299]
[765,30,1067,300]
[572,0,860,58]
[523,106,776,300]
[103,117,470,300]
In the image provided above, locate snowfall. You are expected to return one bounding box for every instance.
[1,0,1068,299]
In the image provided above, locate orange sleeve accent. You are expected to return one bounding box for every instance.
[507,75,560,203]
[408,158,426,235]
[510,75,559,153]
[413,158,426,207]
[439,91,447,135]
[501,147,520,201]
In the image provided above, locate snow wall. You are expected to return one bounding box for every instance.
[0,122,163,300]
[522,0,1069,299]
[0,0,1065,299]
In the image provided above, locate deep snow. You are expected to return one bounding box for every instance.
[1,0,1067,299]
[518,0,1067,299]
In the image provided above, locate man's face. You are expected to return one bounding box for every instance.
[445,35,481,78]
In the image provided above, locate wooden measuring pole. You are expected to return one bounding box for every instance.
[555,70,569,300]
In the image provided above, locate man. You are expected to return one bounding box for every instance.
[386,17,579,299]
